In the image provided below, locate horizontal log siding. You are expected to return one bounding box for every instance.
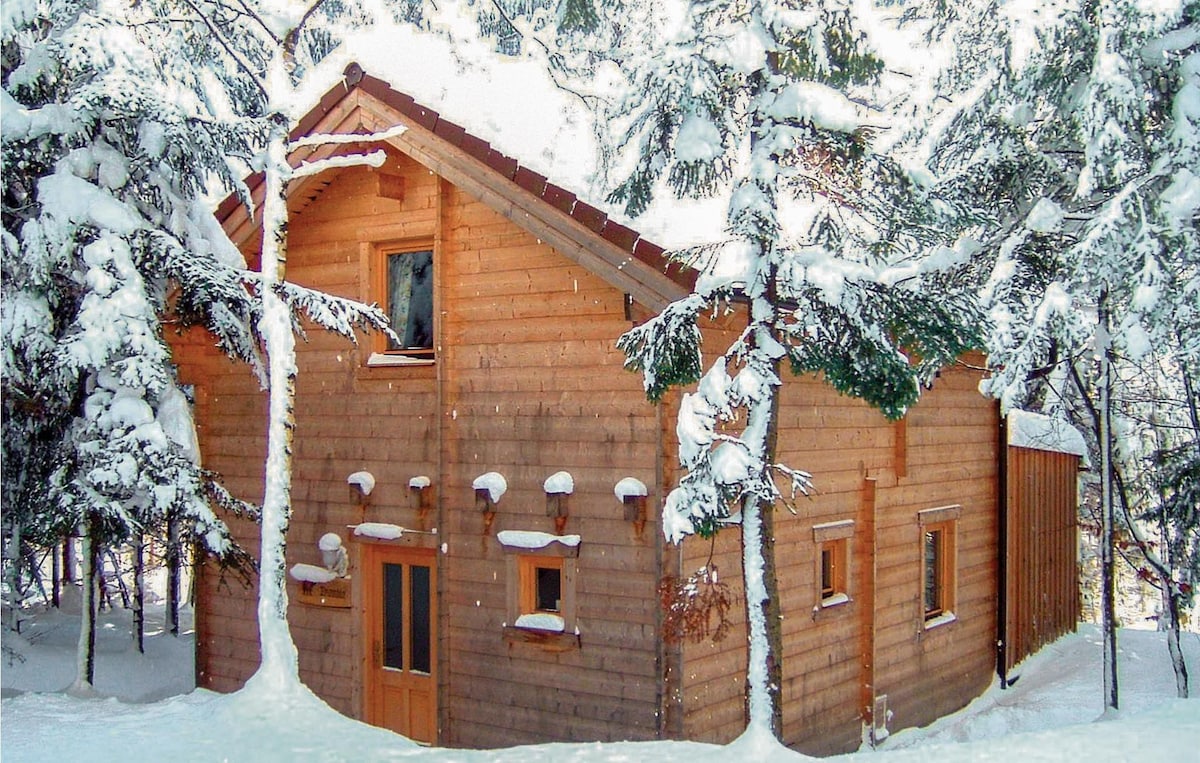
[438,180,663,748]
[677,339,1000,754]
[185,152,667,744]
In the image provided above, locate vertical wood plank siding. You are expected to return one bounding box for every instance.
[1005,447,1080,672]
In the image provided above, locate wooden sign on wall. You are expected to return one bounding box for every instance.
[296,578,352,608]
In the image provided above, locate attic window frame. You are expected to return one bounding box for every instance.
[367,239,436,366]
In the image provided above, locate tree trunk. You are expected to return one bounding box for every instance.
[133,530,145,654]
[51,540,60,609]
[5,521,22,632]
[63,533,75,584]
[251,106,301,689]
[1163,583,1189,698]
[743,358,785,738]
[166,513,180,636]
[70,514,98,694]
[1098,289,1119,712]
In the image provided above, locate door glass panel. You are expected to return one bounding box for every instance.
[410,565,431,674]
[383,563,405,669]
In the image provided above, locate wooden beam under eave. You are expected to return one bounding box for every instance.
[353,93,688,314]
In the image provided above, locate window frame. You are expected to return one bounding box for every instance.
[498,534,580,650]
[918,505,961,629]
[519,555,565,616]
[368,240,436,366]
[812,519,854,610]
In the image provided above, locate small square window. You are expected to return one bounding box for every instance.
[499,534,579,649]
[520,556,564,616]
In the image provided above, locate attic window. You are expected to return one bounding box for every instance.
[369,243,434,365]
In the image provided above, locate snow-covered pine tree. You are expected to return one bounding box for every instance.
[901,0,1198,701]
[2,0,262,691]
[2,0,391,692]
[606,0,979,739]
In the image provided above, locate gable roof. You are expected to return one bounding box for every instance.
[216,63,696,313]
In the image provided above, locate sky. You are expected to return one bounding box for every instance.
[2,600,1198,762]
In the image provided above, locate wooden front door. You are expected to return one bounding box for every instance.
[362,544,437,744]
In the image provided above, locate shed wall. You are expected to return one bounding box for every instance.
[1005,446,1080,672]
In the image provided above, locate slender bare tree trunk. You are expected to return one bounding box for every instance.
[166,513,180,636]
[251,105,301,688]
[133,530,145,654]
[1098,289,1119,712]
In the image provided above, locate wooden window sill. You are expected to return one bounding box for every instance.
[923,611,957,631]
[503,625,581,652]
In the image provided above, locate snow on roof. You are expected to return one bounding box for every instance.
[284,14,728,253]
[317,532,343,551]
[346,470,375,495]
[1007,410,1088,458]
[614,477,648,501]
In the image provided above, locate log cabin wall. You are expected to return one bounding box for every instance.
[435,175,665,748]
[181,149,669,746]
[1004,446,1080,673]
[674,343,1001,755]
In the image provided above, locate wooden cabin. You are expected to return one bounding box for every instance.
[174,64,1081,755]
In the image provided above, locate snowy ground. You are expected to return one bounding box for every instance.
[2,605,1198,762]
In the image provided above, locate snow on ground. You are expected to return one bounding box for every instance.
[1,593,194,703]
[2,606,1198,762]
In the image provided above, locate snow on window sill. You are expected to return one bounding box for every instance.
[514,613,565,632]
[820,593,850,609]
[924,611,957,630]
[366,352,435,367]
